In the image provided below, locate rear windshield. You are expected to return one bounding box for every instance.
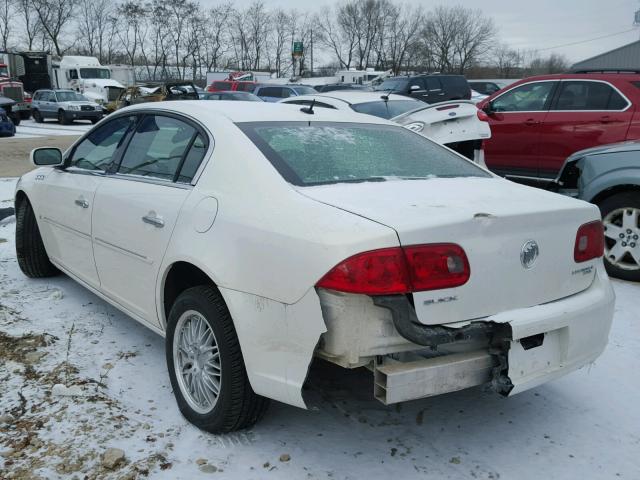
[351,100,424,119]
[375,78,409,91]
[292,86,317,95]
[236,82,257,92]
[238,122,489,186]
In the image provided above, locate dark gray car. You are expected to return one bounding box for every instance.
[554,142,640,281]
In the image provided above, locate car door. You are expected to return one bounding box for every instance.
[538,80,633,179]
[40,91,54,117]
[91,113,209,326]
[483,81,558,179]
[37,115,137,288]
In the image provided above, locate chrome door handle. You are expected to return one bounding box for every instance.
[142,214,164,228]
[74,198,89,208]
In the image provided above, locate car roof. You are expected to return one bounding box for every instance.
[288,91,412,105]
[122,100,396,125]
[508,72,640,83]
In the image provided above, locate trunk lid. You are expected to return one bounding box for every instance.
[299,177,600,325]
[391,100,491,145]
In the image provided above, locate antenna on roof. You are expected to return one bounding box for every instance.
[300,99,315,114]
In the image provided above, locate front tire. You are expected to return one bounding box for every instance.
[165,286,269,433]
[58,110,69,125]
[15,199,59,278]
[598,191,640,282]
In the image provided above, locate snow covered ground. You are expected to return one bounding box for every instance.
[15,119,92,139]
[0,176,638,480]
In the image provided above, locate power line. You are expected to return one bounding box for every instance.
[534,28,637,52]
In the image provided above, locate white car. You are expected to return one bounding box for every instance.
[279,90,491,163]
[15,101,614,433]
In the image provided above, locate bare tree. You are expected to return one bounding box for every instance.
[201,2,233,73]
[270,8,293,77]
[0,0,15,50]
[17,0,45,50]
[31,0,77,56]
[76,0,112,61]
[315,6,356,69]
[382,3,423,74]
[494,44,522,77]
[114,0,146,67]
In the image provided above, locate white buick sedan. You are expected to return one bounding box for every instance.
[15,101,614,433]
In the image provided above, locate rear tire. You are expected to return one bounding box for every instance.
[598,191,640,282]
[165,285,269,433]
[15,199,59,278]
[33,110,43,123]
[9,113,20,126]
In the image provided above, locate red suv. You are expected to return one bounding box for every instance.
[478,73,640,182]
[206,80,257,93]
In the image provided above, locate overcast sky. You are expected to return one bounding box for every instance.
[201,0,640,63]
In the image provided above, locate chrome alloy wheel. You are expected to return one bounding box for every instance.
[603,207,640,271]
[173,310,221,414]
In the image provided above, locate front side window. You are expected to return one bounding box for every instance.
[117,115,197,181]
[69,116,136,171]
[552,81,628,111]
[351,100,424,119]
[69,69,78,80]
[492,82,555,112]
[239,122,490,186]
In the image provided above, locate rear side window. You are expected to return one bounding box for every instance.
[258,87,286,98]
[118,115,197,181]
[236,83,256,92]
[552,81,628,111]
[426,77,442,91]
[176,134,207,183]
[238,122,490,186]
[69,115,136,171]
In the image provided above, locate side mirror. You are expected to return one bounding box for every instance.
[410,85,421,92]
[31,147,64,167]
[482,102,493,115]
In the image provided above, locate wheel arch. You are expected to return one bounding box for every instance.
[14,189,29,208]
[589,184,640,206]
[160,260,220,330]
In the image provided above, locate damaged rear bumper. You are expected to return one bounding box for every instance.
[490,264,614,395]
[317,263,615,404]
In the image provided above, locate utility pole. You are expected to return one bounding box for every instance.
[310,29,314,75]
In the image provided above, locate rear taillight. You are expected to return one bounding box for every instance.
[404,244,470,291]
[574,221,604,263]
[477,109,489,122]
[316,244,470,295]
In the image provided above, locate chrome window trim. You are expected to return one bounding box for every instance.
[110,172,194,190]
[59,108,215,186]
[489,78,632,114]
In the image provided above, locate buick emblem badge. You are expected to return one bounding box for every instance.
[520,240,539,269]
